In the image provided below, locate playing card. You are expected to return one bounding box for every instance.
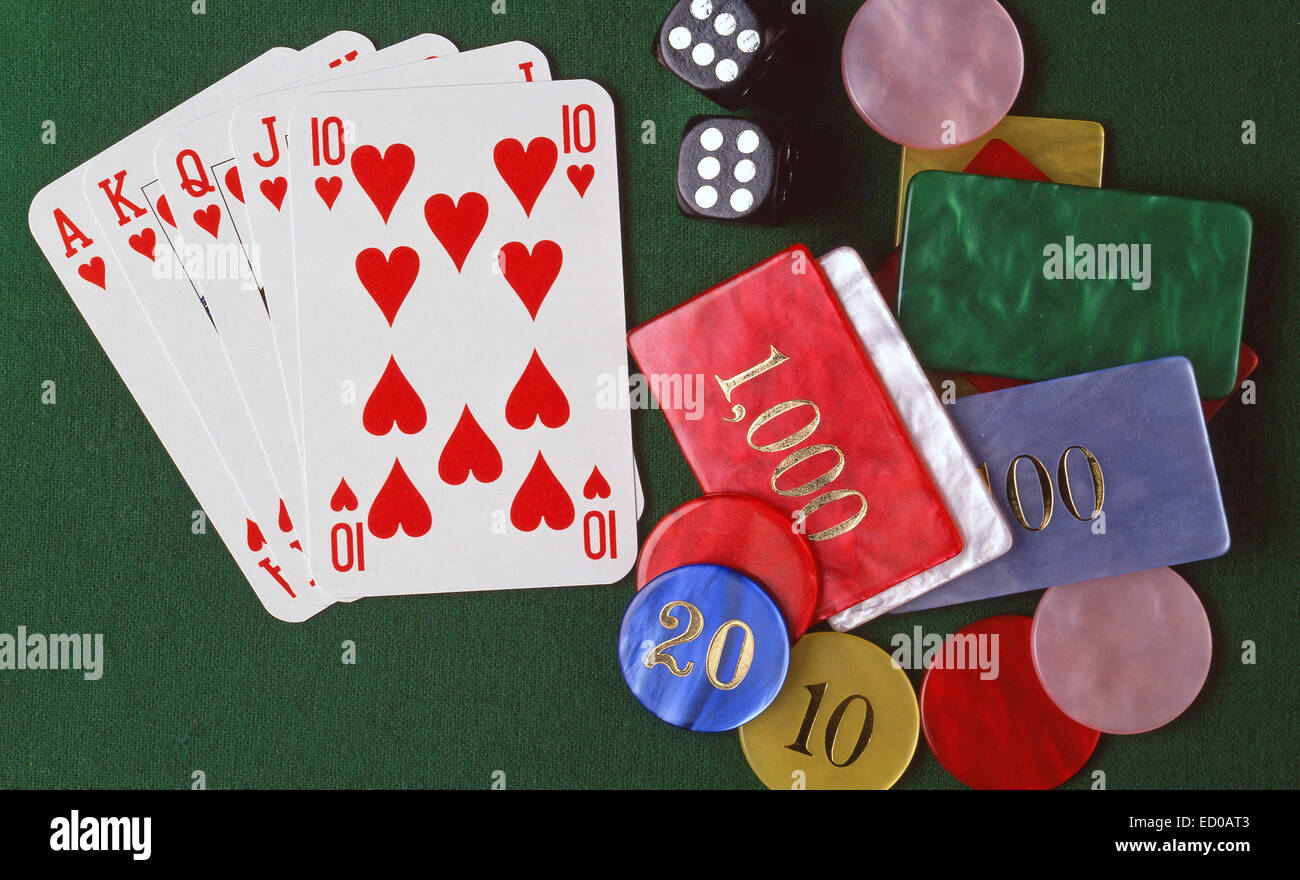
[818,248,1012,629]
[148,34,460,565]
[229,41,548,475]
[29,47,330,621]
[80,32,377,609]
[291,79,638,597]
[627,245,964,623]
[230,34,461,288]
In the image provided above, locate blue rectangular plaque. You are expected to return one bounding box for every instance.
[894,357,1230,612]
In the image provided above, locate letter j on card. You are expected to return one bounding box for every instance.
[897,171,1251,398]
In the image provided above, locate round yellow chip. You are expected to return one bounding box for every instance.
[738,632,919,789]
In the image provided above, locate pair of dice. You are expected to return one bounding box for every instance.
[655,0,794,225]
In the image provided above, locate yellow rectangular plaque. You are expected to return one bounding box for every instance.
[894,115,1105,244]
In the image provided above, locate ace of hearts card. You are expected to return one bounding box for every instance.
[290,79,637,598]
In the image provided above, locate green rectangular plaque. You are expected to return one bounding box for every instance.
[897,171,1251,398]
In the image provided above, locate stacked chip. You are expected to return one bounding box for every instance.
[617,494,922,789]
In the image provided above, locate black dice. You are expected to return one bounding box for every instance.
[676,116,794,224]
[654,0,784,109]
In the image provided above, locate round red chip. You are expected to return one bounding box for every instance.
[636,493,818,641]
[920,615,1100,790]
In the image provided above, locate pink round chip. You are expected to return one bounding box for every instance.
[841,0,1024,149]
[1031,569,1213,735]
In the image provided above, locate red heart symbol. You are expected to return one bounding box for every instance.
[368,459,432,539]
[493,137,557,216]
[246,518,267,552]
[260,176,288,210]
[77,257,106,289]
[363,356,427,436]
[355,246,420,326]
[438,405,503,486]
[567,164,595,197]
[499,240,562,319]
[505,350,569,430]
[510,452,574,532]
[277,498,293,533]
[583,466,611,500]
[224,165,245,203]
[351,143,415,223]
[330,477,359,512]
[315,176,342,209]
[128,227,156,261]
[193,204,221,238]
[424,193,488,272]
[156,194,176,228]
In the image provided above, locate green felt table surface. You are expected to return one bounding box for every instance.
[1,0,1296,790]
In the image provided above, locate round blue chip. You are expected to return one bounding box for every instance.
[619,563,790,732]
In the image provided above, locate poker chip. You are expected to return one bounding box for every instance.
[636,494,819,640]
[894,358,1231,611]
[920,615,1100,789]
[1031,568,1213,735]
[841,0,1024,149]
[739,632,918,789]
[986,344,1249,420]
[626,245,965,625]
[619,564,790,732]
